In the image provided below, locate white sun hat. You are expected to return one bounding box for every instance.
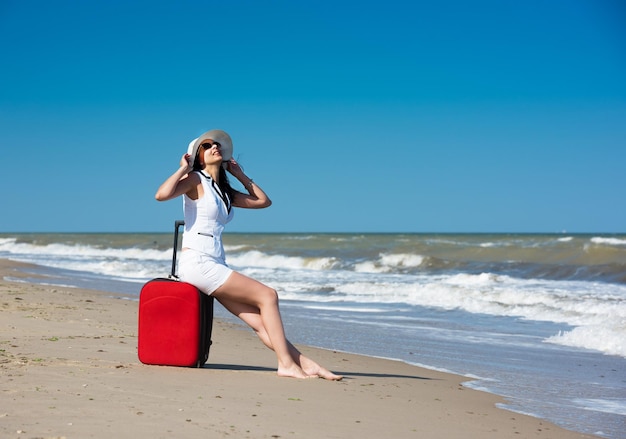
[186,129,233,168]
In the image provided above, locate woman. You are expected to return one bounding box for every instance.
[155,129,342,380]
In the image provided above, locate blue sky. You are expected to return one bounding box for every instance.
[1,0,624,233]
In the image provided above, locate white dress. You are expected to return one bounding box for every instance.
[178,171,234,294]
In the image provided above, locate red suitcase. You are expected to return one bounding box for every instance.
[138,220,214,367]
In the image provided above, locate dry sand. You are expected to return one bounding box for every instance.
[1,259,597,439]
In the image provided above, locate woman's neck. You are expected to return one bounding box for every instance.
[201,164,221,182]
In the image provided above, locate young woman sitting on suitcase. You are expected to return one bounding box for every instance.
[155,129,342,381]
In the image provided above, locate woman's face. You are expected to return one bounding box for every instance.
[198,140,223,167]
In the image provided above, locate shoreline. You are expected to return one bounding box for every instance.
[1,259,598,438]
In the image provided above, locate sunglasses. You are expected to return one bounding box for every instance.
[201,142,221,150]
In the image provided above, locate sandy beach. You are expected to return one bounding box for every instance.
[1,259,597,439]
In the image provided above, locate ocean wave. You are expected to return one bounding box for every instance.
[0,238,171,282]
[275,272,626,358]
[546,325,626,358]
[354,253,425,273]
[228,250,337,270]
[0,237,169,261]
[590,237,626,246]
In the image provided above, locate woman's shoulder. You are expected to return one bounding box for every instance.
[178,171,202,193]
[185,171,202,183]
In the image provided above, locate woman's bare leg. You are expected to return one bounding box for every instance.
[216,290,343,380]
[212,272,308,379]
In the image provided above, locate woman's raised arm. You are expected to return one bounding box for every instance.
[227,159,272,209]
[155,154,197,202]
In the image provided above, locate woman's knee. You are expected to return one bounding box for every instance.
[259,286,279,307]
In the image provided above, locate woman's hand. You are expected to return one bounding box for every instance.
[225,159,245,179]
[181,154,193,172]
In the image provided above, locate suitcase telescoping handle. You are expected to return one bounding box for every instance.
[171,220,185,278]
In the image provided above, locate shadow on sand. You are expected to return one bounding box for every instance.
[204,363,434,380]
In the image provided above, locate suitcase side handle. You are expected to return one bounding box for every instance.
[171,220,185,278]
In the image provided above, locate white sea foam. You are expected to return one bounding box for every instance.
[0,238,169,261]
[0,238,170,281]
[354,253,425,273]
[223,244,249,251]
[353,261,380,272]
[228,250,337,270]
[381,253,425,268]
[546,325,626,358]
[572,398,626,416]
[590,237,626,246]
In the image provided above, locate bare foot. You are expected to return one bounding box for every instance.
[310,365,343,381]
[277,363,310,379]
[300,358,343,381]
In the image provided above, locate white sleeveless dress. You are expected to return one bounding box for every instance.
[178,171,235,294]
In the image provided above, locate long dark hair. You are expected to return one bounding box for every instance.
[217,165,236,202]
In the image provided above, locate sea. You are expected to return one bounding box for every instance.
[1,232,625,438]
